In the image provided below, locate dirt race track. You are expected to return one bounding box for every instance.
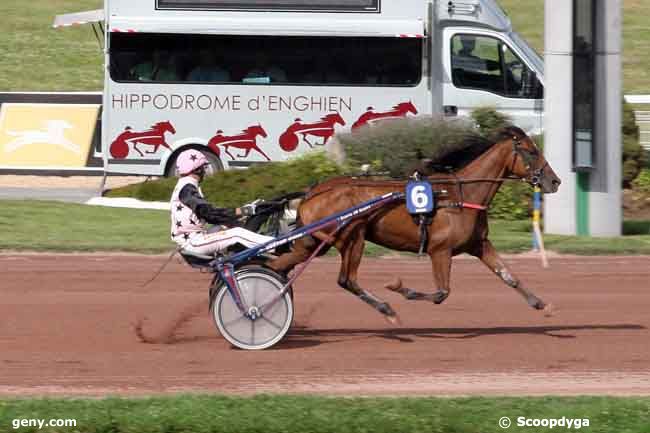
[1,254,650,397]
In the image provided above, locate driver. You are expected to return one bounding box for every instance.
[170,149,275,256]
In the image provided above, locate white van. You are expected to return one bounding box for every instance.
[54,0,544,176]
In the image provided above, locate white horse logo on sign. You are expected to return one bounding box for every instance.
[4,120,81,154]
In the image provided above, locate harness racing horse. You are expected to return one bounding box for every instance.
[110,121,176,159]
[208,125,271,161]
[269,126,561,323]
[279,113,346,152]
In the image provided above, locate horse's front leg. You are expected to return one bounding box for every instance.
[130,140,144,157]
[301,134,314,148]
[474,240,553,314]
[385,249,452,304]
[337,224,399,324]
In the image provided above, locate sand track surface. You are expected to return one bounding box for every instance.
[1,254,649,396]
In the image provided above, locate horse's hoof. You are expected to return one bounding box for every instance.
[384,313,401,326]
[543,303,555,317]
[528,296,545,310]
[377,302,396,317]
[384,278,403,292]
[433,290,449,304]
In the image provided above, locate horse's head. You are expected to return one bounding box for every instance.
[396,101,418,115]
[501,126,561,194]
[247,124,267,138]
[326,112,346,126]
[155,121,176,135]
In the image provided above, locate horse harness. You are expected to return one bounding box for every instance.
[407,135,546,254]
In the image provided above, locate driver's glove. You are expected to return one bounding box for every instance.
[240,202,257,216]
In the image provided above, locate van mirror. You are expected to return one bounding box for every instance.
[523,70,544,99]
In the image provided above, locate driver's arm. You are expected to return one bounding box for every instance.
[179,184,239,226]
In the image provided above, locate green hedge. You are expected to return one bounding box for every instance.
[631,168,650,194]
[338,117,477,177]
[623,100,648,187]
[108,152,343,207]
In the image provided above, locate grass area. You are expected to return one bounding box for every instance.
[1,395,650,433]
[0,1,648,93]
[0,200,169,253]
[491,220,650,255]
[0,0,103,92]
[2,200,650,255]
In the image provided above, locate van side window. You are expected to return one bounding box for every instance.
[451,34,542,99]
[110,33,422,87]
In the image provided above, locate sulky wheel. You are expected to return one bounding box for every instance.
[211,267,293,350]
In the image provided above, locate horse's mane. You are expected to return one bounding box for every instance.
[426,125,526,171]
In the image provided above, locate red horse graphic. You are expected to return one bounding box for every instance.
[110,121,176,159]
[351,102,418,131]
[279,113,346,152]
[208,125,270,161]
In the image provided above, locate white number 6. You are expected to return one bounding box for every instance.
[411,185,428,209]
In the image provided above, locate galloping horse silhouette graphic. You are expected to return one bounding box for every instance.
[110,121,176,159]
[279,113,346,152]
[5,120,81,154]
[208,125,270,161]
[351,102,418,131]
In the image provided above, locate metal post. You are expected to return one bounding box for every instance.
[544,1,576,235]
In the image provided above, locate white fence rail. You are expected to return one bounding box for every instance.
[625,95,650,152]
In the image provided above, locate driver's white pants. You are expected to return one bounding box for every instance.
[181,227,275,256]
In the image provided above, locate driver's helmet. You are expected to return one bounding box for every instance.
[176,149,208,176]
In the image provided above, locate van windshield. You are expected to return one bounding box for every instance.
[510,32,543,76]
[109,33,422,87]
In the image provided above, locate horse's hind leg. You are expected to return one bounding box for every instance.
[474,240,552,314]
[337,225,399,323]
[385,249,452,304]
[268,236,325,275]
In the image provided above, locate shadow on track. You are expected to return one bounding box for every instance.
[285,324,646,344]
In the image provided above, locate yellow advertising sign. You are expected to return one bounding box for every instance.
[0,103,99,167]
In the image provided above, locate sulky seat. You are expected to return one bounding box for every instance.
[179,251,216,270]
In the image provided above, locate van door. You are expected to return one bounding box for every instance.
[441,29,543,134]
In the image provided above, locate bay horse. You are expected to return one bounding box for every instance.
[268,126,561,322]
[208,125,270,161]
[110,121,176,159]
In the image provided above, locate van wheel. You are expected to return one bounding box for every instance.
[166,147,223,177]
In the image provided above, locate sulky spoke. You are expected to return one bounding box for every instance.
[261,316,282,330]
[222,315,248,328]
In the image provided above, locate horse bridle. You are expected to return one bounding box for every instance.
[510,135,547,186]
